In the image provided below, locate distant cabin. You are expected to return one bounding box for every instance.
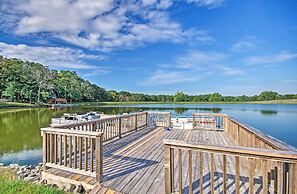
[48,98,67,104]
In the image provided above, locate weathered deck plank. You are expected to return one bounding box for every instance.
[99,127,236,194]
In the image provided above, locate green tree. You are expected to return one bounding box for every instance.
[173,92,189,102]
[258,91,279,101]
[209,93,222,102]
[28,63,52,103]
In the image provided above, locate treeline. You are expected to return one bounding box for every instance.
[0,56,296,103]
[107,91,297,102]
[0,56,109,103]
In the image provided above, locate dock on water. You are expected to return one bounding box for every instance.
[40,112,297,194]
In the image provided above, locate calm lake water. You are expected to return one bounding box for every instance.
[0,104,296,166]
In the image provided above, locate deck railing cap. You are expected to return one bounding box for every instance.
[52,111,148,128]
[41,127,103,137]
[148,111,171,114]
[163,139,297,161]
[226,115,297,151]
[192,113,227,116]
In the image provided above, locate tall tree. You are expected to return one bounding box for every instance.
[28,63,52,103]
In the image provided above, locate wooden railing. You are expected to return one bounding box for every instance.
[164,139,297,194]
[41,128,103,183]
[192,113,296,151]
[53,112,148,142]
[148,112,171,127]
[192,113,226,131]
[41,111,150,182]
[224,116,295,151]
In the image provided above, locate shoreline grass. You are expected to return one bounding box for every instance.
[1,99,296,108]
[76,99,297,106]
[0,167,66,194]
[0,102,37,108]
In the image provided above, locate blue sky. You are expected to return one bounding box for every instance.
[0,0,296,95]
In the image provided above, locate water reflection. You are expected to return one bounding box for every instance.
[259,110,278,115]
[0,149,42,166]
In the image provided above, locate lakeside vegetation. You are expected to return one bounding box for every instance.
[76,99,297,106]
[0,102,37,107]
[0,167,66,194]
[1,56,297,105]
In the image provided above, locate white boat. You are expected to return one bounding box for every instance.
[51,112,108,126]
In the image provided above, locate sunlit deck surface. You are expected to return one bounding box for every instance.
[92,126,235,194]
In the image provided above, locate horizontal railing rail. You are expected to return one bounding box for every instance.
[164,139,297,194]
[52,111,148,142]
[41,128,103,183]
[224,115,296,151]
[191,113,296,152]
[192,113,226,130]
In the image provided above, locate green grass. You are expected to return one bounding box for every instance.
[1,99,297,108]
[74,99,297,106]
[0,102,37,108]
[242,99,297,104]
[0,168,66,194]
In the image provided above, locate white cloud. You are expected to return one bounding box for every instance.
[230,37,260,52]
[0,0,219,51]
[176,50,225,68]
[218,66,244,76]
[139,69,200,86]
[245,52,297,65]
[82,68,111,76]
[186,0,224,8]
[15,0,114,34]
[0,42,107,71]
[141,50,243,86]
[231,41,255,52]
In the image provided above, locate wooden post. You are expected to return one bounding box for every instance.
[222,155,227,194]
[210,153,214,194]
[164,144,172,194]
[42,131,47,170]
[235,156,240,194]
[95,135,103,183]
[178,149,182,193]
[289,163,297,194]
[192,114,195,130]
[168,112,172,127]
[84,137,88,171]
[283,163,289,193]
[119,118,122,138]
[223,116,228,131]
[49,134,53,163]
[170,148,175,192]
[249,158,255,194]
[64,135,67,167]
[147,112,150,127]
[262,159,268,194]
[189,150,193,194]
[199,152,203,194]
[69,136,72,168]
[135,114,138,131]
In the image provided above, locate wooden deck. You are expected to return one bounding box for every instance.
[42,126,235,193]
[96,126,234,194]
[41,112,297,194]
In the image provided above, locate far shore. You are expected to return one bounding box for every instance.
[1,99,297,108]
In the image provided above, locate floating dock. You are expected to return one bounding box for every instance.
[40,112,297,193]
